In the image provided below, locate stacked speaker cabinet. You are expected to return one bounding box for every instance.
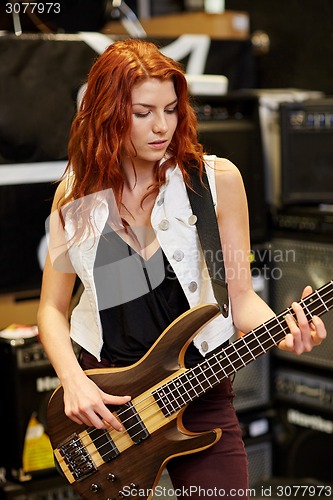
[232,263,273,489]
[272,366,333,484]
[194,94,274,489]
[270,238,333,371]
[0,336,59,481]
[195,92,269,244]
[269,237,333,484]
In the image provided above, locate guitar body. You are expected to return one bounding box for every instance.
[47,280,333,499]
[47,304,222,499]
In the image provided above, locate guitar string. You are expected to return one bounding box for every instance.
[97,283,333,431]
[59,284,333,464]
[61,287,333,465]
[60,285,333,464]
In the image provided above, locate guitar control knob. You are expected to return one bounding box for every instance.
[107,473,117,482]
[90,483,101,493]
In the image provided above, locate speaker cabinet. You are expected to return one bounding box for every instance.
[246,440,273,489]
[239,412,273,488]
[0,475,80,500]
[269,238,333,371]
[195,93,268,243]
[274,404,333,483]
[280,99,333,206]
[0,337,59,480]
[233,356,270,413]
[233,271,271,413]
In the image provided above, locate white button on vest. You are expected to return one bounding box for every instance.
[188,281,198,292]
[188,214,198,225]
[201,341,209,352]
[173,249,184,262]
[159,219,169,231]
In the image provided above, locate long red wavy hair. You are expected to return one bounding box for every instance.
[59,38,205,213]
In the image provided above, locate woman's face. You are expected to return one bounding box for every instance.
[123,78,178,170]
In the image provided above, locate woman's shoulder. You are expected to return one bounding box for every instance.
[205,155,243,185]
[50,177,70,213]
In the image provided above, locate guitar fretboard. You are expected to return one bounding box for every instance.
[153,280,333,417]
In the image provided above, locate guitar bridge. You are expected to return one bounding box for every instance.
[58,433,97,481]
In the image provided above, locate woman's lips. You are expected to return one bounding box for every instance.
[148,140,168,150]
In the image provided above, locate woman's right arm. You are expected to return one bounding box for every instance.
[37,181,130,430]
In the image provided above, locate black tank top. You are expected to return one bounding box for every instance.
[93,225,205,367]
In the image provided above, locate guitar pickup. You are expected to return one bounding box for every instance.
[116,401,149,444]
[87,428,120,462]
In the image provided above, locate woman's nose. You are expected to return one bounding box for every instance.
[152,113,168,134]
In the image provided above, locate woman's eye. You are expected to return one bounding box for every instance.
[134,112,150,118]
[165,107,177,114]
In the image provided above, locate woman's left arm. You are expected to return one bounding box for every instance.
[214,158,326,354]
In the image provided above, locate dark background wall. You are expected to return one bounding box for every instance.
[225,0,333,94]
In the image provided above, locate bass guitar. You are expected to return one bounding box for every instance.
[47,280,333,499]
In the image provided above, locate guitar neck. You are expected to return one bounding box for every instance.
[153,280,333,417]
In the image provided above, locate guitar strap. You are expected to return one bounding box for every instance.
[186,167,229,318]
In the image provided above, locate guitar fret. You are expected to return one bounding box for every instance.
[315,289,330,312]
[229,341,247,368]
[252,329,266,354]
[303,301,312,319]
[192,364,214,393]
[191,367,207,394]
[263,323,276,345]
[170,379,191,406]
[222,348,237,372]
[213,352,230,379]
[275,315,286,338]
[154,385,177,416]
[241,336,256,361]
[200,361,220,385]
[151,281,333,419]
[163,382,184,411]
[182,371,200,399]
[198,363,214,389]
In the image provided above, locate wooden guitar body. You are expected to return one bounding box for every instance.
[47,304,221,499]
[47,281,333,499]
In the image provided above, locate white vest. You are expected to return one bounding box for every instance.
[65,156,234,360]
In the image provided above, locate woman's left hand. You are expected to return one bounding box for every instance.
[278,285,327,354]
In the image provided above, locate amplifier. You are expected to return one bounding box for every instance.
[273,366,333,414]
[0,336,59,481]
[194,93,268,243]
[274,206,333,240]
[280,98,333,206]
[233,356,270,413]
[274,404,333,483]
[239,412,273,489]
[0,474,80,500]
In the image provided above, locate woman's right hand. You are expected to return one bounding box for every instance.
[62,374,131,431]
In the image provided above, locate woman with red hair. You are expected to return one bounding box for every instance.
[38,39,326,499]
